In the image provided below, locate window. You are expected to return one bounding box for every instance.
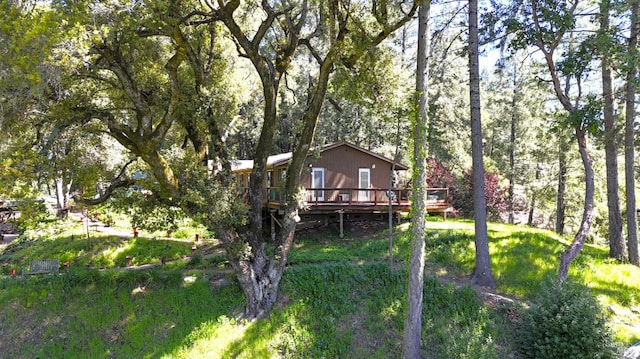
[267,170,274,187]
[359,168,371,201]
[312,168,325,201]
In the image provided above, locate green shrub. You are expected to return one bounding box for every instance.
[187,253,203,267]
[516,278,618,359]
[12,200,56,232]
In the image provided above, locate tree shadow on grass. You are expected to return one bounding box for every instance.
[583,273,640,346]
[488,230,575,298]
[0,268,244,358]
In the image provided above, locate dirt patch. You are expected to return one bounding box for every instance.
[342,311,389,356]
[0,300,48,357]
[296,219,394,242]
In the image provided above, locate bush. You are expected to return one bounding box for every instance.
[453,170,507,220]
[516,278,618,359]
[13,199,55,232]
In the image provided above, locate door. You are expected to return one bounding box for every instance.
[312,168,325,201]
[359,168,371,201]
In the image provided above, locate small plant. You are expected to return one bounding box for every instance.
[187,253,203,267]
[617,287,637,306]
[516,278,619,359]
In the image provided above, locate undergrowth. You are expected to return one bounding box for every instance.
[1,218,639,357]
[0,263,505,358]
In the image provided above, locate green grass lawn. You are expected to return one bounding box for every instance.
[1,218,638,358]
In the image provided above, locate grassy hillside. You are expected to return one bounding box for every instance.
[1,218,638,358]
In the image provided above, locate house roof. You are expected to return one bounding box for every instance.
[231,142,408,171]
[230,152,293,172]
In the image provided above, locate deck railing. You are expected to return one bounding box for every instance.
[238,187,450,206]
[293,188,411,206]
[237,187,452,217]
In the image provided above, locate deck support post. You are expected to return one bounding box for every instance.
[270,210,276,240]
[338,210,345,238]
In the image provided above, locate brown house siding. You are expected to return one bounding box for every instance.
[301,145,395,189]
[232,142,414,211]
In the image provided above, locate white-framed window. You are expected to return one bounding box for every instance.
[267,170,274,187]
[359,168,371,201]
[312,167,325,201]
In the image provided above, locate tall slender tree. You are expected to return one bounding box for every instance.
[469,0,496,288]
[600,0,626,261]
[403,3,431,357]
[508,64,517,225]
[625,1,640,266]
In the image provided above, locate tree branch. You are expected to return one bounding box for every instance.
[72,159,138,206]
[90,43,153,132]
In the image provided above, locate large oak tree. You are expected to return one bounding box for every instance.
[51,0,418,319]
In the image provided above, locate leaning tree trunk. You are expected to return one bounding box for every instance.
[525,0,596,279]
[601,0,626,261]
[468,0,496,289]
[558,127,595,280]
[625,1,640,266]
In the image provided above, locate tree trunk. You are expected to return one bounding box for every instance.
[528,165,540,226]
[558,127,595,280]
[529,0,597,279]
[601,0,626,261]
[389,116,402,270]
[403,2,430,358]
[625,1,640,266]
[236,259,282,319]
[508,74,517,225]
[468,0,496,289]
[528,195,535,226]
[555,135,568,235]
[54,176,71,218]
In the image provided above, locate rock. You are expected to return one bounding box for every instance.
[623,342,640,359]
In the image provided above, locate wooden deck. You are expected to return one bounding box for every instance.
[258,187,452,216]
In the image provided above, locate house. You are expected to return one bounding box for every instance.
[232,142,451,235]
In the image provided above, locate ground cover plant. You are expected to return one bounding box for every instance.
[1,218,639,357]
